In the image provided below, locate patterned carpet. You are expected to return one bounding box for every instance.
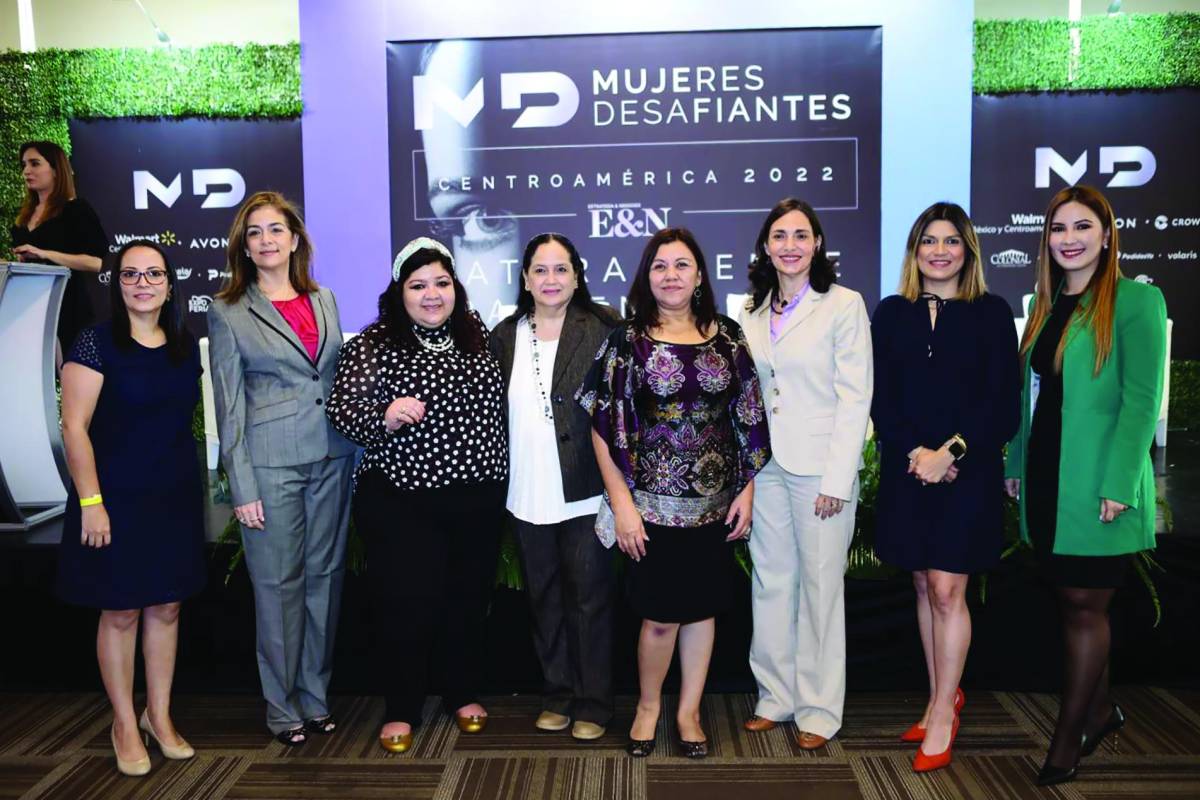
[2,688,1199,799]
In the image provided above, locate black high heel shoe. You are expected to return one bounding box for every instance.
[679,738,708,759]
[626,737,656,757]
[1035,759,1078,786]
[1080,703,1126,757]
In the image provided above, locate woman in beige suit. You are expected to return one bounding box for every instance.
[738,198,873,749]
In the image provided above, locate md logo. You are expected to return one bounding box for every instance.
[413,72,579,130]
[133,169,246,210]
[1034,146,1156,189]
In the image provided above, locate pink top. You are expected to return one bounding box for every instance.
[271,294,319,361]
[769,283,810,343]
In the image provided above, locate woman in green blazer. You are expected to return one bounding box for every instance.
[1005,185,1166,787]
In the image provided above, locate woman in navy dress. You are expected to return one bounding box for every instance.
[870,202,1020,772]
[57,240,205,777]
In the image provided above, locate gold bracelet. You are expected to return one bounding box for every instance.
[79,494,103,507]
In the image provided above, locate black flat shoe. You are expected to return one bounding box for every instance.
[679,739,708,759]
[303,715,337,735]
[1081,703,1126,757]
[626,738,656,757]
[1035,761,1078,786]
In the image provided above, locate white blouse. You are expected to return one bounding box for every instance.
[505,317,602,524]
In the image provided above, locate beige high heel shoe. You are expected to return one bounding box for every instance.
[111,724,151,777]
[139,709,195,760]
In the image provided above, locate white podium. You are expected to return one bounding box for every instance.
[0,262,71,531]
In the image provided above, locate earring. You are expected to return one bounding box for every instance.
[693,286,702,299]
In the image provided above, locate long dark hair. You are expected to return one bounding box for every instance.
[747,198,837,312]
[108,240,193,364]
[373,246,486,353]
[510,233,610,322]
[16,141,76,229]
[626,227,717,337]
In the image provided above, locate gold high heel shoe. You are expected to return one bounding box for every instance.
[139,710,195,760]
[111,724,151,777]
[379,724,413,753]
[456,714,488,734]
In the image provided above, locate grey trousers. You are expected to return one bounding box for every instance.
[241,455,354,734]
[513,513,615,726]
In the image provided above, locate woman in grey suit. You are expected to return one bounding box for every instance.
[208,191,356,746]
[489,233,621,740]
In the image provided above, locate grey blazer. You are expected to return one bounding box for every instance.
[490,303,620,503]
[208,284,356,507]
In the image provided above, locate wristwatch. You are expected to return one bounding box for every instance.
[947,433,967,461]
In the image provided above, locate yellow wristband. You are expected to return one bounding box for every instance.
[79,494,103,507]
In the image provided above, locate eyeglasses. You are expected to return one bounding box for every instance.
[117,268,168,286]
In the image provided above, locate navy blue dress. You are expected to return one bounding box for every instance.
[870,293,1021,573]
[56,323,206,610]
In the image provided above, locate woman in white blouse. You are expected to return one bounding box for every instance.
[738,198,873,750]
[490,233,621,740]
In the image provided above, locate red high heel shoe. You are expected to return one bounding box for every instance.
[912,714,960,773]
[900,688,964,743]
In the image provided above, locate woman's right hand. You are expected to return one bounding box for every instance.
[614,500,649,562]
[235,500,265,530]
[384,396,426,431]
[1004,478,1020,499]
[81,504,111,548]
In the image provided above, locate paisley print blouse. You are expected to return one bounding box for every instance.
[578,316,771,529]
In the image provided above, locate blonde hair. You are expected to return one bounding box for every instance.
[897,202,987,302]
[1019,185,1121,376]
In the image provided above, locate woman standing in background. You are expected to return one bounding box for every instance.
[11,140,108,354]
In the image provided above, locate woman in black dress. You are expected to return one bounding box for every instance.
[58,240,205,776]
[870,203,1020,772]
[11,141,108,353]
[326,237,508,754]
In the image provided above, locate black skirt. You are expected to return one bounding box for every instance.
[626,519,737,623]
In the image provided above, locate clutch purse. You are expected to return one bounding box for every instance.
[594,494,617,549]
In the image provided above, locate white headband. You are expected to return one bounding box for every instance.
[393,237,454,282]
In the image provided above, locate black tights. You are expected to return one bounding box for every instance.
[1046,586,1116,769]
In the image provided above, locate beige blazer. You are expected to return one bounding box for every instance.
[740,283,873,501]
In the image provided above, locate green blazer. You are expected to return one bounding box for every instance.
[1005,278,1166,556]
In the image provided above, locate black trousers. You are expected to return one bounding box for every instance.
[513,513,615,725]
[354,470,504,726]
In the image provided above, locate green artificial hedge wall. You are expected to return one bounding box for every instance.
[0,43,300,255]
[975,12,1200,93]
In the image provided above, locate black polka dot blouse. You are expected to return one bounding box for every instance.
[326,314,508,490]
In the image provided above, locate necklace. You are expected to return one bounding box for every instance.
[528,317,554,422]
[412,323,454,353]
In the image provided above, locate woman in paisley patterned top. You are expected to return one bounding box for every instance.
[579,227,771,759]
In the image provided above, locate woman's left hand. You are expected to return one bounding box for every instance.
[13,244,45,262]
[725,482,754,541]
[909,446,954,485]
[1100,498,1128,523]
[813,493,845,519]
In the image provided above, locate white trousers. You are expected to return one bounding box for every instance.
[748,459,858,738]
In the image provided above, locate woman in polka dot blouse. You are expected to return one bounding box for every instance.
[326,237,508,754]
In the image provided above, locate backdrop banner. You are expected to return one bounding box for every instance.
[386,28,882,326]
[67,118,305,338]
[972,90,1199,358]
